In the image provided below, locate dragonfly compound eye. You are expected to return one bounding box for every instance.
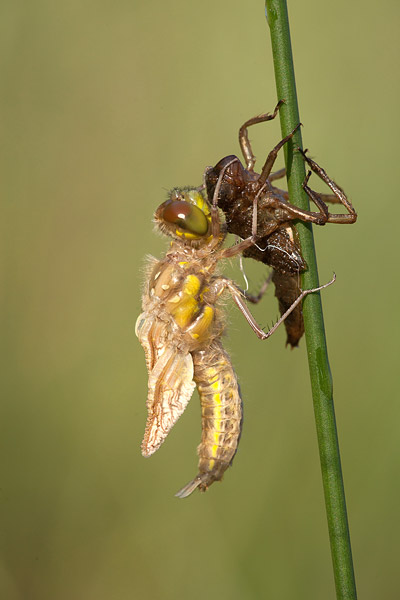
[162,200,209,237]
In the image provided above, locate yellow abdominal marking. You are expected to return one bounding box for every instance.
[211,387,222,457]
[199,368,224,460]
[204,366,218,380]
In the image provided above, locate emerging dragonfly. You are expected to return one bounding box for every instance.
[136,155,335,498]
[206,101,357,346]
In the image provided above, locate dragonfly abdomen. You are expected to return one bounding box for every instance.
[175,341,242,498]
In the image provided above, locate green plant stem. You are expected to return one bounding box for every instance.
[265,2,357,599]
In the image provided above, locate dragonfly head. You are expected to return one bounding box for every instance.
[155,188,214,245]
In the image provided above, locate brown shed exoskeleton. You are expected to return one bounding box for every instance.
[205,101,357,346]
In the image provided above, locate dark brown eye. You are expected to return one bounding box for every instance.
[162,200,209,236]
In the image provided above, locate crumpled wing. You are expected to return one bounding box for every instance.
[136,313,196,457]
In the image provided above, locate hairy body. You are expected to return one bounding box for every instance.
[136,189,243,497]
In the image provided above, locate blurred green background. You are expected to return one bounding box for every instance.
[1,1,399,598]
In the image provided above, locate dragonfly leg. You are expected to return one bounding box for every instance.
[209,274,336,340]
[243,271,273,305]
[239,100,284,171]
[298,148,357,224]
[258,122,301,186]
[273,187,342,205]
[269,167,286,182]
[254,273,336,340]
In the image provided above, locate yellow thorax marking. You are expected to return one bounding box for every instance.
[182,274,201,296]
[188,305,214,340]
[169,275,202,329]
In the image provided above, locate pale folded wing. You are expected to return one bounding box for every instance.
[136,313,196,457]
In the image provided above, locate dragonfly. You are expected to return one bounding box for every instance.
[136,157,336,498]
[205,101,357,346]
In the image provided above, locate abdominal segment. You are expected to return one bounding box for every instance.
[175,341,243,498]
